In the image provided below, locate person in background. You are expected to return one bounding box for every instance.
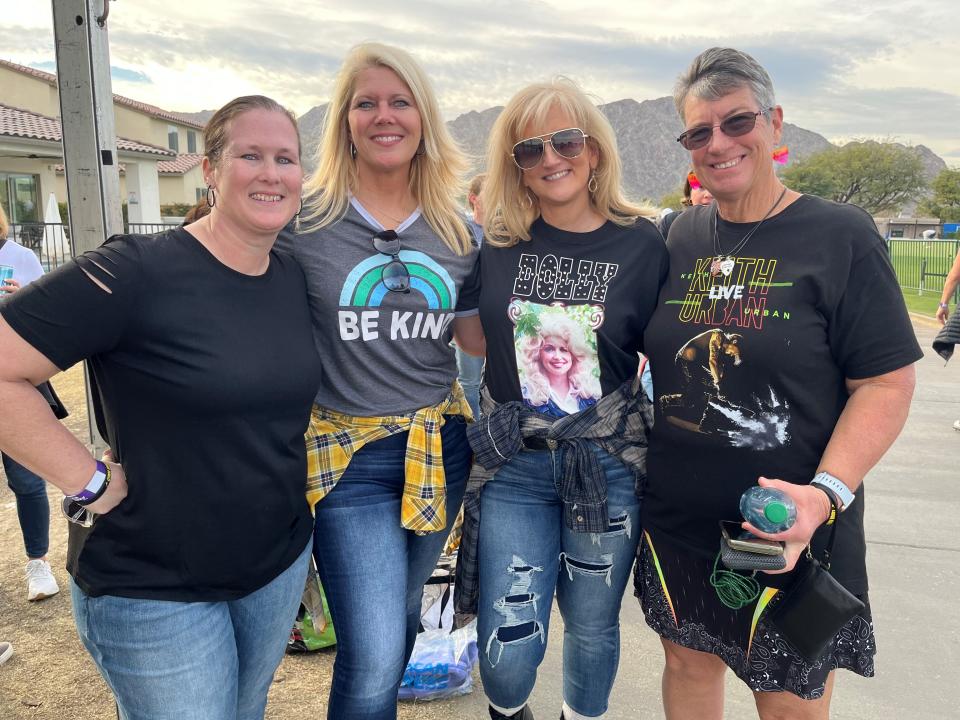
[638,47,920,719]
[458,77,667,720]
[658,170,714,237]
[457,172,487,419]
[0,95,321,720]
[0,203,60,602]
[935,244,960,430]
[279,42,483,720]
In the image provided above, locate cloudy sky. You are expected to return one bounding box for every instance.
[4,1,959,165]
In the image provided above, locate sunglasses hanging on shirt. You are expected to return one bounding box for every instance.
[372,230,411,293]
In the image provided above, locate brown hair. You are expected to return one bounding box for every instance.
[0,203,8,239]
[204,95,300,169]
[467,173,486,208]
[182,197,211,225]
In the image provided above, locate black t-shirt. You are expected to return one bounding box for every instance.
[643,195,922,592]
[1,230,322,601]
[480,217,668,417]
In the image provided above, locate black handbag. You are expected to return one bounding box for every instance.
[767,519,864,663]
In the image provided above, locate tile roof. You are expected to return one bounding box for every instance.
[0,103,175,157]
[0,59,206,129]
[157,153,204,175]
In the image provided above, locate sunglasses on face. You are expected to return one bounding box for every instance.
[372,230,411,293]
[676,109,769,151]
[510,127,590,170]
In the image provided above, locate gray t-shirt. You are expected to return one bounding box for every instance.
[277,201,480,416]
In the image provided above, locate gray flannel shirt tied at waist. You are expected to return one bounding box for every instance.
[454,375,654,621]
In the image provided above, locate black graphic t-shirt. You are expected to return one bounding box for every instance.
[643,195,922,592]
[480,217,668,415]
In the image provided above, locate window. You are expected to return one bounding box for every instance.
[890,229,904,238]
[167,125,179,152]
[187,130,197,154]
[196,187,205,202]
[0,173,41,223]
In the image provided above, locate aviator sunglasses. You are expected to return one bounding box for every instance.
[372,230,411,293]
[510,127,590,170]
[676,109,770,151]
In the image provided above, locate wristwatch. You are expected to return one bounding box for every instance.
[810,471,855,512]
[939,302,949,310]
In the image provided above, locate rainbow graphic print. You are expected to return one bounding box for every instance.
[339,250,457,309]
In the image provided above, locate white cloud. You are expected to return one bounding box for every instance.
[4,0,958,164]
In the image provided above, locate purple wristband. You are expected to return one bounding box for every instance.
[67,460,110,505]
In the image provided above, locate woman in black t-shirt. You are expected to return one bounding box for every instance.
[0,96,321,720]
[461,78,668,720]
[637,47,921,717]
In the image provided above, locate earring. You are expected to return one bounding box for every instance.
[588,172,598,194]
[521,191,534,210]
[350,141,357,159]
[205,185,216,208]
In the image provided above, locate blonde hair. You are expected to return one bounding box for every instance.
[483,77,655,247]
[520,312,601,407]
[302,43,472,255]
[0,203,8,239]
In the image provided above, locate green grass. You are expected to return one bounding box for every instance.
[901,288,944,317]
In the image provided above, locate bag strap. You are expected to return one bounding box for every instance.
[806,507,840,570]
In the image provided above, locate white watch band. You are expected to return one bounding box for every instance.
[811,471,855,511]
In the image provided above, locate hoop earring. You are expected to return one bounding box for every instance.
[521,191,534,210]
[350,142,357,159]
[588,172,598,194]
[205,185,216,208]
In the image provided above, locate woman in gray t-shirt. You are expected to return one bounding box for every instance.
[277,42,483,719]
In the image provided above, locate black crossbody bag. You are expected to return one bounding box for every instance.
[767,517,864,662]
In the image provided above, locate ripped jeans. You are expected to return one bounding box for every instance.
[476,445,641,717]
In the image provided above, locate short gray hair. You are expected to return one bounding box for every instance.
[674,48,776,122]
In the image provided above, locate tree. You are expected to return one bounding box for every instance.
[781,142,927,215]
[918,168,960,222]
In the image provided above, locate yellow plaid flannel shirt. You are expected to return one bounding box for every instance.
[305,383,473,534]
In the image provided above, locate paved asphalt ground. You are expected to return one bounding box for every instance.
[425,315,960,719]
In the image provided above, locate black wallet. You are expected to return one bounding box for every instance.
[768,550,864,662]
[719,540,787,572]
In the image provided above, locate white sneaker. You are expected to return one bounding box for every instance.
[26,559,60,601]
[0,641,13,665]
[954,419,960,432]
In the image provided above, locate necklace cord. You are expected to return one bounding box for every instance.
[712,186,788,261]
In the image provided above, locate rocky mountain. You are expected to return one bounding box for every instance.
[293,96,944,205]
[174,109,215,125]
[449,96,833,202]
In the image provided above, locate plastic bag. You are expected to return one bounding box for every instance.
[287,559,337,653]
[399,554,478,701]
[399,620,478,701]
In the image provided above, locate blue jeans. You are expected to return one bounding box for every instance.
[71,541,310,720]
[477,446,641,717]
[312,418,470,720]
[3,452,50,559]
[455,347,484,420]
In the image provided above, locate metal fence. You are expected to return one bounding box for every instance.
[7,222,181,270]
[8,222,73,270]
[887,238,960,301]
